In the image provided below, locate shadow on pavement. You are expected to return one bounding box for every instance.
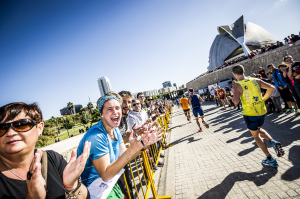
[187,137,202,143]
[168,132,199,146]
[198,166,278,199]
[202,102,300,157]
[281,145,300,181]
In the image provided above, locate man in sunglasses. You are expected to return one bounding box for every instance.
[145,96,157,119]
[127,99,150,131]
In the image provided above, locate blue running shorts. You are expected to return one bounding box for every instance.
[192,107,204,117]
[243,115,266,130]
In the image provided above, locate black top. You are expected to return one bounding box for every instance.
[287,61,300,85]
[0,150,90,199]
[118,115,128,137]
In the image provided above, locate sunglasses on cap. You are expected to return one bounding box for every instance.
[0,119,39,137]
[132,103,141,106]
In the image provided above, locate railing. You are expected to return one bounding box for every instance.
[123,108,173,199]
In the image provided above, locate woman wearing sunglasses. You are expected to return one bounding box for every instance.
[77,93,162,198]
[0,102,91,199]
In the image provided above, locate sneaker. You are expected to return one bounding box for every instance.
[285,109,292,114]
[271,140,285,157]
[224,107,226,110]
[262,158,278,168]
[202,121,209,128]
[187,115,190,121]
[295,109,300,115]
[157,162,164,167]
[234,106,237,109]
[199,128,203,132]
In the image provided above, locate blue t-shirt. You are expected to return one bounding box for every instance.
[77,120,124,187]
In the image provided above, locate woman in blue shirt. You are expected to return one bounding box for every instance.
[77,92,162,198]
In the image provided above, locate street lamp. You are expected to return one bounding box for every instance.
[63,117,70,137]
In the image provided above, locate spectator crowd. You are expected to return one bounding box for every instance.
[188,33,300,84]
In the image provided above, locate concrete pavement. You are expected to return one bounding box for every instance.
[157,102,300,199]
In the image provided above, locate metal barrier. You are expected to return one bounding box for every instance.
[122,111,172,199]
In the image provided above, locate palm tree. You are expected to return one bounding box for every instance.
[67,102,75,115]
[87,102,94,126]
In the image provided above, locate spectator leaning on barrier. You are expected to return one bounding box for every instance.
[285,55,300,105]
[268,64,295,114]
[127,99,151,131]
[259,67,268,78]
[291,34,300,43]
[0,102,91,199]
[270,81,282,113]
[117,90,136,199]
[278,63,300,115]
[77,92,162,199]
[137,92,147,112]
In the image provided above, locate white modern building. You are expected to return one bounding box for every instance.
[97,76,113,97]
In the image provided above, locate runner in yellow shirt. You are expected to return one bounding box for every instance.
[232,65,284,168]
[180,95,191,122]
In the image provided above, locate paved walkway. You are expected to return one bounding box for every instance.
[158,102,300,199]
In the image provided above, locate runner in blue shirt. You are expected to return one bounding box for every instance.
[188,88,210,132]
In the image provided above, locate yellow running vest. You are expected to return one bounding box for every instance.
[237,78,267,116]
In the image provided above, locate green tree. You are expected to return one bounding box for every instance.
[87,102,94,126]
[50,116,59,136]
[91,109,101,123]
[36,127,56,148]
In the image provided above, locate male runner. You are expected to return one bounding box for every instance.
[217,85,231,109]
[232,65,284,167]
[188,88,209,132]
[180,95,191,122]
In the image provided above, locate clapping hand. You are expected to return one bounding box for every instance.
[26,149,46,199]
[132,123,148,136]
[63,141,91,189]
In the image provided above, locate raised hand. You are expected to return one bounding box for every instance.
[132,123,148,136]
[63,141,91,189]
[26,149,46,199]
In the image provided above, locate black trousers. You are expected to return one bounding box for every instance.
[117,164,135,199]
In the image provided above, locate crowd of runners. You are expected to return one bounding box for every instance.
[173,57,300,169]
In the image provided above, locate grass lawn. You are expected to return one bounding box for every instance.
[46,122,98,145]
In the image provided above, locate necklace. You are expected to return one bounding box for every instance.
[3,162,27,182]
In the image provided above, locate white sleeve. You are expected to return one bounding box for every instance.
[127,115,135,131]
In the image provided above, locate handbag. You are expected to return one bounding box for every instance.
[41,151,48,186]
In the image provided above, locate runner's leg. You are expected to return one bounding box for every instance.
[249,129,271,156]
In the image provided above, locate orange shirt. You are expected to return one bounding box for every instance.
[217,89,225,98]
[180,98,189,110]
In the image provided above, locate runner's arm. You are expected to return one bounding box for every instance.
[257,79,275,101]
[287,63,293,78]
[232,83,242,105]
[198,95,204,103]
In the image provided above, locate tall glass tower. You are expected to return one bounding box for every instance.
[97,76,113,97]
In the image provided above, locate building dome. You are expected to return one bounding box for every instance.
[208,16,276,70]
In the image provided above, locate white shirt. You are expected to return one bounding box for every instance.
[127,110,148,131]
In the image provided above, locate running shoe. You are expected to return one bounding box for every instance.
[224,107,226,110]
[271,140,285,157]
[295,109,300,115]
[285,109,292,114]
[234,106,237,109]
[202,121,209,128]
[187,115,189,121]
[262,158,278,168]
[199,128,203,132]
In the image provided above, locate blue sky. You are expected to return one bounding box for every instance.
[0,0,299,120]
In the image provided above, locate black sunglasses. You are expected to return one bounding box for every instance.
[147,99,153,101]
[132,103,141,106]
[0,119,38,137]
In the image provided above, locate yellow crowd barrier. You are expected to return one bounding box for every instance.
[122,111,173,199]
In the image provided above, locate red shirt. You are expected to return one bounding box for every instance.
[259,69,267,78]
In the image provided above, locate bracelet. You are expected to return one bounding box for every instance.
[63,177,82,195]
[65,189,82,199]
[124,151,131,161]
